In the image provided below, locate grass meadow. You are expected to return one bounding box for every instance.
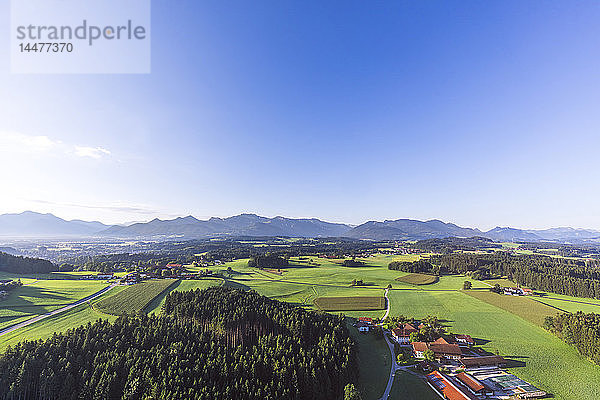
[2,253,600,399]
[314,296,385,311]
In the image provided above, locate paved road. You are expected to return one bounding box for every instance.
[0,284,116,337]
[378,288,397,400]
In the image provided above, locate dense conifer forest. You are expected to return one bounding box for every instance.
[544,312,600,365]
[0,287,357,400]
[0,251,55,274]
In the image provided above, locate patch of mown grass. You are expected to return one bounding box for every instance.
[314,296,385,311]
[463,290,559,327]
[395,273,438,285]
[94,280,178,316]
[387,290,600,400]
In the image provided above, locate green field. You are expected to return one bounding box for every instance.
[386,289,600,400]
[314,296,386,311]
[2,253,600,399]
[94,280,178,315]
[464,289,559,326]
[0,279,108,330]
[395,273,438,285]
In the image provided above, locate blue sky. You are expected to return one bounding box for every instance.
[1,1,599,230]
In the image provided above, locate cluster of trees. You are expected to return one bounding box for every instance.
[544,312,600,365]
[0,252,55,274]
[429,253,600,299]
[247,254,289,269]
[0,287,358,400]
[350,279,364,286]
[388,260,444,275]
[342,259,364,267]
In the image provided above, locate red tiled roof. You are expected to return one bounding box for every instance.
[427,372,473,400]
[429,343,462,356]
[358,317,373,323]
[455,334,475,344]
[433,337,450,344]
[412,342,428,352]
[456,372,485,392]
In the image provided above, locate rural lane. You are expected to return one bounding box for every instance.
[0,283,116,337]
[378,288,397,400]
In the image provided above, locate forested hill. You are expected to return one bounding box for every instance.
[0,251,55,274]
[0,287,358,400]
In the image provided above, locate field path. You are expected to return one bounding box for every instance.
[381,288,391,321]
[0,283,116,337]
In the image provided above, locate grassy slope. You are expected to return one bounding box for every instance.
[387,289,600,400]
[0,302,118,352]
[0,279,108,330]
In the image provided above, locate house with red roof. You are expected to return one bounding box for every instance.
[454,334,475,347]
[391,323,418,344]
[412,337,463,361]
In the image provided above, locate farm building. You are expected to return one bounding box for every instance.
[455,372,492,396]
[426,371,475,400]
[356,321,371,332]
[358,317,373,324]
[454,334,475,347]
[488,374,546,398]
[412,338,463,361]
[391,323,418,344]
[460,355,507,369]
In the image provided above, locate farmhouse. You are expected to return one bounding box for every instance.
[412,338,463,361]
[460,355,507,369]
[454,334,475,347]
[391,323,418,344]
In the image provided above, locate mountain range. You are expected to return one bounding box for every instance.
[1,211,599,243]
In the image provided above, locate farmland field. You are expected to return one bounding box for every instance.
[464,289,559,326]
[386,289,600,400]
[94,280,178,315]
[395,273,437,285]
[0,279,108,330]
[314,296,385,311]
[2,254,600,399]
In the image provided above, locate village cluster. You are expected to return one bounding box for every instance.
[356,318,547,400]
[79,263,218,285]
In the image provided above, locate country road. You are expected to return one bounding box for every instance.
[379,288,396,400]
[0,283,116,337]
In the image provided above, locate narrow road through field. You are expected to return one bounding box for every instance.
[0,284,116,337]
[379,288,396,400]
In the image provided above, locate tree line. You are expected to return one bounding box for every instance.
[390,253,600,299]
[0,251,55,274]
[544,311,600,365]
[0,286,358,400]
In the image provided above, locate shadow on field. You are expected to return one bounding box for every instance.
[503,356,528,368]
[223,280,251,291]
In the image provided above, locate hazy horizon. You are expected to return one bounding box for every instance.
[2,1,600,231]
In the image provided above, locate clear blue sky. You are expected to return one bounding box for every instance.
[1,1,599,230]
